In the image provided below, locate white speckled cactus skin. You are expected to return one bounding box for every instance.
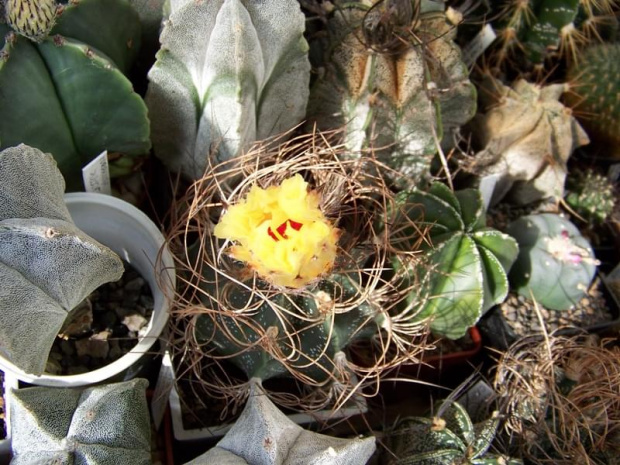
[185,379,376,465]
[146,0,311,180]
[9,378,151,465]
[0,144,124,375]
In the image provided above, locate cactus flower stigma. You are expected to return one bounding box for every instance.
[214,174,339,288]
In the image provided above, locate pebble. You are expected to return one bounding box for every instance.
[45,262,154,375]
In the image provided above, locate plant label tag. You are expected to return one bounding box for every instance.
[82,151,112,195]
[462,24,496,67]
[151,350,175,429]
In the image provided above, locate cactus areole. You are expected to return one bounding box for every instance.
[214,175,339,288]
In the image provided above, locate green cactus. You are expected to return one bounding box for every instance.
[145,0,311,180]
[487,0,618,72]
[383,399,522,465]
[565,168,617,223]
[565,43,620,158]
[306,0,476,188]
[506,213,598,310]
[186,379,376,465]
[0,0,150,190]
[9,378,151,464]
[392,182,519,339]
[0,144,124,375]
[4,0,58,42]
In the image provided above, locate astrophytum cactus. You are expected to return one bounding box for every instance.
[0,0,151,189]
[307,0,476,188]
[185,379,376,465]
[467,76,590,206]
[0,144,124,375]
[146,0,311,179]
[9,378,151,464]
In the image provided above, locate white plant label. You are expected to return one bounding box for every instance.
[462,24,497,67]
[151,350,175,428]
[82,150,112,195]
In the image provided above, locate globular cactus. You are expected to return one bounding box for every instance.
[4,0,58,42]
[565,43,620,158]
[306,0,476,188]
[383,399,521,465]
[506,213,598,310]
[467,76,589,206]
[146,0,311,180]
[565,168,617,223]
[9,378,151,465]
[486,0,618,73]
[0,144,124,376]
[391,182,519,339]
[0,0,151,190]
[186,380,376,465]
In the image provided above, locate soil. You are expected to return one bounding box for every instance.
[45,262,154,376]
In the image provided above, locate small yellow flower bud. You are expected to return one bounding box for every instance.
[214,175,339,288]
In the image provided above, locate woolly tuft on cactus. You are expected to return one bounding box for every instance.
[507,213,598,310]
[390,182,519,339]
[467,75,589,206]
[0,0,150,190]
[0,144,124,375]
[9,378,151,464]
[306,0,476,188]
[146,0,311,180]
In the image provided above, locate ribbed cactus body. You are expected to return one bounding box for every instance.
[0,145,124,375]
[565,44,620,157]
[384,400,519,465]
[307,0,476,188]
[194,270,376,384]
[9,379,151,465]
[0,0,150,190]
[146,0,311,180]
[507,213,598,310]
[393,183,518,339]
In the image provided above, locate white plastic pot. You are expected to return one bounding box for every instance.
[0,193,175,388]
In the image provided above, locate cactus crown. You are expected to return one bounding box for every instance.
[4,0,58,42]
[565,168,617,223]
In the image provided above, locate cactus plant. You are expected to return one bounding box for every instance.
[0,144,124,375]
[391,182,519,339]
[186,379,376,465]
[9,378,151,464]
[467,75,590,206]
[564,43,620,158]
[485,0,618,73]
[0,0,151,190]
[506,213,598,310]
[306,0,477,188]
[565,168,617,223]
[145,0,311,180]
[383,399,522,464]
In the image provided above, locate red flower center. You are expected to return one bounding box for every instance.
[268,219,303,241]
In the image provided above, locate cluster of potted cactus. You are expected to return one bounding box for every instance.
[1,0,619,464]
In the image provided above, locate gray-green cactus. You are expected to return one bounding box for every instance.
[383,400,522,464]
[9,378,151,465]
[185,379,376,465]
[565,168,617,223]
[0,144,124,375]
[467,76,590,206]
[392,182,519,339]
[0,0,150,190]
[506,213,598,310]
[146,0,311,180]
[306,0,476,188]
[565,43,620,158]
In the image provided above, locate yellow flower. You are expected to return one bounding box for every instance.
[214,175,339,288]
